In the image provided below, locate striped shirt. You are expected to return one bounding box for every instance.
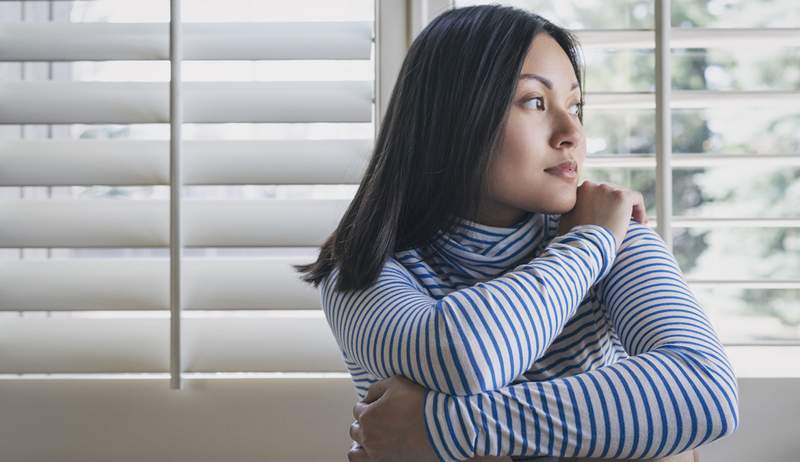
[320,210,739,461]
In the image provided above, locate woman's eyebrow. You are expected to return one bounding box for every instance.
[519,73,579,91]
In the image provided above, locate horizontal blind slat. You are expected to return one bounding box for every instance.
[0,139,372,186]
[0,21,374,61]
[0,199,350,247]
[586,90,800,109]
[585,154,800,168]
[655,217,800,228]
[0,316,342,373]
[0,258,323,310]
[0,81,373,124]
[575,27,800,48]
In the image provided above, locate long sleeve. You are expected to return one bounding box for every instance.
[423,221,740,462]
[321,224,617,396]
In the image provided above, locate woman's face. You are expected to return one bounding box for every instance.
[476,32,586,227]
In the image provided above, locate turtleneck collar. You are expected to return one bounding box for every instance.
[436,210,541,253]
[395,210,559,297]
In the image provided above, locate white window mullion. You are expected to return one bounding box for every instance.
[169,0,183,390]
[374,0,409,135]
[655,0,673,250]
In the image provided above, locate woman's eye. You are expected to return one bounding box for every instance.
[523,97,582,116]
[569,101,583,116]
[523,96,545,111]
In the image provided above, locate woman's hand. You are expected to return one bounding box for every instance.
[348,375,439,462]
[347,375,514,462]
[557,180,649,252]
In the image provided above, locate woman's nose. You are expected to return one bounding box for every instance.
[550,110,582,150]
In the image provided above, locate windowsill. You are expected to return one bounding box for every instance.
[724,345,800,378]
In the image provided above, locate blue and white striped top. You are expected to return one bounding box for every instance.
[320,210,739,461]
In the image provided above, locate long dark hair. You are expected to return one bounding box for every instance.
[294,4,585,292]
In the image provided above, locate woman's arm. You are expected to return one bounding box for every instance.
[321,224,617,396]
[422,222,739,462]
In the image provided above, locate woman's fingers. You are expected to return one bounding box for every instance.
[364,377,391,403]
[353,400,369,420]
[347,440,370,462]
[349,420,363,445]
[633,202,647,224]
[629,191,648,224]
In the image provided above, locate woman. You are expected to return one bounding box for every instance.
[294,5,739,462]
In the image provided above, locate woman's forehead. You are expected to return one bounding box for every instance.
[518,34,578,90]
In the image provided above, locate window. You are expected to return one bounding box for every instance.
[455,0,800,372]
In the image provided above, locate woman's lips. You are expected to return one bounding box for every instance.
[544,161,577,179]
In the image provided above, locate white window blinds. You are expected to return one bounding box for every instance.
[1,1,379,459]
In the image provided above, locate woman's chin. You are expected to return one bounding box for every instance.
[542,193,577,215]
